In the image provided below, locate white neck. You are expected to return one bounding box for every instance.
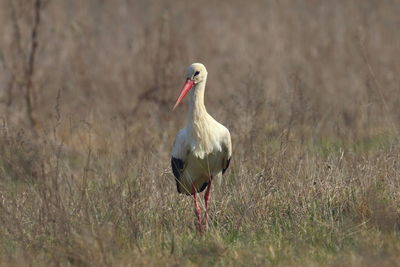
[185,77,219,158]
[187,79,208,127]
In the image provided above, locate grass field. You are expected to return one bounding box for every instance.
[0,0,400,266]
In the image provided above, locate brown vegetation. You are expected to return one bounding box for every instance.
[0,0,399,266]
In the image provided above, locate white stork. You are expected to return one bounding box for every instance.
[171,63,232,232]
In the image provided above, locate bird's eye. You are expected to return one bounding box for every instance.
[194,71,200,77]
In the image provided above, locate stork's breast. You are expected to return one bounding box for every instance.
[190,141,222,159]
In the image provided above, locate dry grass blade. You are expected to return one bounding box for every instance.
[0,0,399,266]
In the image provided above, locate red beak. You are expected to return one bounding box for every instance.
[173,79,195,110]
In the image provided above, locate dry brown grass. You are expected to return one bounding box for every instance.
[0,0,400,266]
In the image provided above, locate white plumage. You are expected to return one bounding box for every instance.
[171,63,232,195]
[172,117,231,194]
[171,63,232,231]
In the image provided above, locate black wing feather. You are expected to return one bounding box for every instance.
[171,157,184,193]
[222,157,231,174]
[199,182,208,193]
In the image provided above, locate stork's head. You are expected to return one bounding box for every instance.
[173,63,208,110]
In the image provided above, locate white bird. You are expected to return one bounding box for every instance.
[171,63,232,232]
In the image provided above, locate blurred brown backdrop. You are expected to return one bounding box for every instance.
[0,0,400,155]
[1,1,400,265]
[1,0,399,144]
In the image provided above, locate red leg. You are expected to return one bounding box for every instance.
[192,183,202,233]
[204,181,212,230]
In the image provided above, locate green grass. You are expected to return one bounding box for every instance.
[1,0,400,265]
[1,131,399,266]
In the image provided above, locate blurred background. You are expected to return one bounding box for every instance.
[0,0,399,147]
[1,1,400,265]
